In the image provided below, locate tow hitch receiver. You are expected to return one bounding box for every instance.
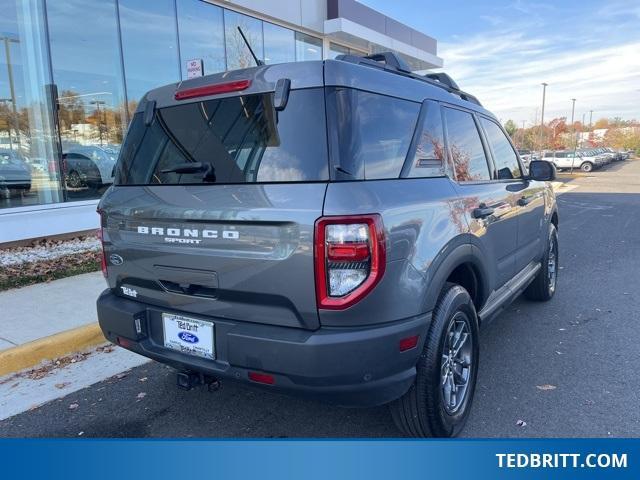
[177,371,220,392]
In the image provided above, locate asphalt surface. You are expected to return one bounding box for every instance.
[2,159,639,438]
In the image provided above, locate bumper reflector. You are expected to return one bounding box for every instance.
[399,335,419,352]
[248,371,275,385]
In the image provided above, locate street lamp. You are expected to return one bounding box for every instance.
[90,100,106,146]
[570,99,577,174]
[589,110,593,129]
[538,82,548,158]
[0,98,14,150]
[1,34,20,150]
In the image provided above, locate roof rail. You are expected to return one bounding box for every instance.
[423,72,459,91]
[334,51,482,107]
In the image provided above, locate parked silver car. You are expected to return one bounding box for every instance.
[62,145,117,189]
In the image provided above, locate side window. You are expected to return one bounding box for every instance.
[480,118,522,180]
[406,103,447,178]
[443,107,491,181]
[332,88,420,180]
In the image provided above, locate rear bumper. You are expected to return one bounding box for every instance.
[97,290,430,407]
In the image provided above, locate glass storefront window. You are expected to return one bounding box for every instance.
[47,0,127,201]
[224,9,264,70]
[177,0,225,77]
[263,22,294,65]
[295,32,322,61]
[0,0,61,210]
[328,42,349,59]
[119,0,180,115]
[328,42,367,59]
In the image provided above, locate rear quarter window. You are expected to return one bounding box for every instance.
[329,88,420,180]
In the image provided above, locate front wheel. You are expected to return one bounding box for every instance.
[580,162,593,173]
[390,284,479,437]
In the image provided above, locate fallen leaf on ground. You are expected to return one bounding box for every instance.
[69,403,79,410]
[78,431,84,436]
[139,377,148,382]
[55,382,70,389]
[516,420,527,427]
[116,373,128,379]
[536,384,557,391]
[136,392,146,400]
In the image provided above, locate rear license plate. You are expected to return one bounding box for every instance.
[162,313,215,360]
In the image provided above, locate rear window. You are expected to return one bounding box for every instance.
[116,88,328,185]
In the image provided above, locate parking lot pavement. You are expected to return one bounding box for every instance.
[1,160,639,438]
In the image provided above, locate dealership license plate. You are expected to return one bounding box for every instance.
[162,313,215,360]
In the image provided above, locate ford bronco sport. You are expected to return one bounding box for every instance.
[96,52,559,437]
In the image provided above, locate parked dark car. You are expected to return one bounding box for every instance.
[96,53,559,437]
[0,148,32,194]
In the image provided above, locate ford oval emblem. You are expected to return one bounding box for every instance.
[109,254,124,266]
[178,331,199,344]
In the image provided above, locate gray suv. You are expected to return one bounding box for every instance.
[96,53,559,437]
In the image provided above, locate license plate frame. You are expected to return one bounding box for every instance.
[162,313,215,360]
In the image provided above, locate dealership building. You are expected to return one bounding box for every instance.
[0,0,442,244]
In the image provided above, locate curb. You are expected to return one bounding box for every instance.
[0,323,106,377]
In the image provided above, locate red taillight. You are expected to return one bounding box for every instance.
[399,335,419,352]
[174,79,251,100]
[314,215,386,310]
[248,371,275,385]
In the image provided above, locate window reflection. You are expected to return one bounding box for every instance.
[263,22,294,65]
[177,0,225,76]
[443,108,491,181]
[334,89,419,179]
[224,10,264,70]
[408,104,447,178]
[48,0,126,200]
[295,32,322,61]
[0,0,61,210]
[119,0,179,114]
[481,118,522,179]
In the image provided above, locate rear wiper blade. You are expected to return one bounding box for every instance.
[161,162,207,174]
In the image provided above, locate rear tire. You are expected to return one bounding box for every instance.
[524,223,558,301]
[390,283,479,437]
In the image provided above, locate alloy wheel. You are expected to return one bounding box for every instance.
[440,312,473,415]
[547,235,557,294]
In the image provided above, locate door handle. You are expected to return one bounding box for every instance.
[472,204,495,219]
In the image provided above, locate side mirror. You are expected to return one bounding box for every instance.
[528,160,556,181]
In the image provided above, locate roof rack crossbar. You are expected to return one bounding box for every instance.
[334,52,482,107]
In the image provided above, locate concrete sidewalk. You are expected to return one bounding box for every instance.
[0,271,106,351]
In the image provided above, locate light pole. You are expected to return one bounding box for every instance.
[0,98,13,150]
[90,100,106,146]
[570,98,577,174]
[1,34,20,149]
[589,110,593,129]
[538,82,548,158]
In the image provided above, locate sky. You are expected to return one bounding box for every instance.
[361,0,640,126]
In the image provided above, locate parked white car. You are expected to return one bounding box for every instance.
[542,150,604,172]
